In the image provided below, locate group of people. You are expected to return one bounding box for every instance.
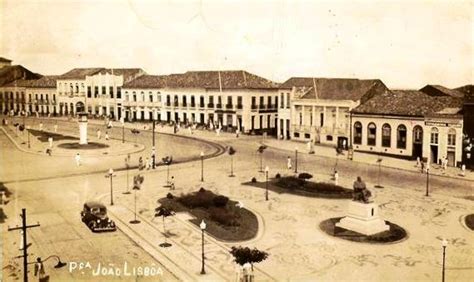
[96,129,109,141]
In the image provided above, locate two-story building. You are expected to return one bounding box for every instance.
[351,89,464,166]
[122,70,280,134]
[277,78,389,147]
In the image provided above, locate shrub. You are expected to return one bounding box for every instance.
[298,173,313,181]
[275,176,304,190]
[209,207,239,226]
[166,193,174,199]
[251,177,257,183]
[199,187,206,193]
[275,173,281,179]
[213,195,229,207]
[177,190,214,209]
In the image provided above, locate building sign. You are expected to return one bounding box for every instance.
[425,121,462,128]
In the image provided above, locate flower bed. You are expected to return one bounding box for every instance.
[273,176,352,199]
[158,188,258,241]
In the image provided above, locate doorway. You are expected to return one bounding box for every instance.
[447,151,455,167]
[430,145,438,164]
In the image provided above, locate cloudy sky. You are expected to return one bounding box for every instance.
[0,0,472,88]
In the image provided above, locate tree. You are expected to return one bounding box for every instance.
[228,146,236,177]
[229,246,269,272]
[298,172,313,182]
[154,206,175,247]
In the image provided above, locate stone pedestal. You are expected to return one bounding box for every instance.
[335,201,389,236]
[78,113,88,145]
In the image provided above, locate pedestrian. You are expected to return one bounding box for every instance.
[145,157,150,170]
[420,161,425,173]
[138,156,143,170]
[461,164,466,177]
[105,131,109,141]
[287,156,292,170]
[34,257,46,279]
[342,139,347,150]
[97,129,101,139]
[54,124,58,133]
[75,153,81,166]
[308,140,315,154]
[46,148,52,156]
[443,157,448,170]
[170,176,175,190]
[48,136,53,148]
[334,170,339,186]
[236,129,240,138]
[416,156,420,167]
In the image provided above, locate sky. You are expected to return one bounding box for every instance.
[0,0,472,89]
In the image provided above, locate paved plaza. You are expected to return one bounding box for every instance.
[1,116,473,281]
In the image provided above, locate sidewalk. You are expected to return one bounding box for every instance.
[262,138,474,181]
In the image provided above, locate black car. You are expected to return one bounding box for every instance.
[81,201,116,232]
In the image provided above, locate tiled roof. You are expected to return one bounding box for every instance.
[95,68,145,83]
[280,77,385,101]
[25,75,59,88]
[58,68,105,79]
[0,57,12,63]
[0,65,42,87]
[419,85,464,98]
[122,75,168,89]
[352,90,463,117]
[123,70,279,90]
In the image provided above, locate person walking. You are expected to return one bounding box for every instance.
[75,153,81,166]
[236,129,240,138]
[334,170,339,186]
[34,257,46,280]
[170,176,175,190]
[48,136,53,148]
[461,164,466,177]
[97,129,101,139]
[54,123,58,133]
[138,156,144,170]
[287,156,292,170]
[145,157,150,170]
[105,131,109,141]
[416,156,420,168]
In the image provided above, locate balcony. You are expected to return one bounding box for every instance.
[207,103,214,108]
[251,104,258,110]
[174,102,179,107]
[216,104,222,109]
[259,104,266,109]
[268,104,276,109]
[236,104,243,109]
[225,104,233,109]
[190,103,196,108]
[182,103,187,107]
[166,102,171,107]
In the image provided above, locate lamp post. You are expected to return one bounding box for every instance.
[265,166,269,201]
[105,168,116,205]
[121,117,125,143]
[294,147,298,174]
[26,125,31,148]
[200,220,206,275]
[425,167,430,197]
[152,121,156,168]
[442,239,447,282]
[375,158,384,188]
[123,157,131,194]
[200,151,204,182]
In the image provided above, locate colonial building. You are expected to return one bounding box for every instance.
[122,70,280,133]
[351,89,464,166]
[277,78,389,147]
[0,57,12,68]
[25,76,59,115]
[456,85,474,168]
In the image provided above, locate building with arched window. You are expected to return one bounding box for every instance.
[351,89,464,166]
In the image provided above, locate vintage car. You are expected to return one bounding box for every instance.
[81,201,116,232]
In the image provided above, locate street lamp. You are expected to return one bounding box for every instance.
[294,147,298,174]
[265,166,269,201]
[130,175,142,224]
[200,151,204,182]
[425,167,430,196]
[375,158,384,188]
[200,220,206,275]
[121,117,125,143]
[442,239,448,282]
[105,168,116,205]
[26,125,31,148]
[123,156,131,194]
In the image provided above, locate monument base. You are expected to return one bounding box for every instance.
[336,201,389,236]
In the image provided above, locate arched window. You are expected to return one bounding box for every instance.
[354,122,362,144]
[132,91,136,102]
[367,123,376,146]
[447,128,456,146]
[382,124,391,147]
[413,126,423,144]
[397,125,407,149]
[430,127,439,144]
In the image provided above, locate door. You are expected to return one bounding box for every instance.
[447,151,455,167]
[430,145,438,164]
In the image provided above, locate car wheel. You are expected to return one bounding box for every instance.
[88,221,97,231]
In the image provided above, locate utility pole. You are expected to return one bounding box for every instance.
[8,208,41,282]
[152,121,156,169]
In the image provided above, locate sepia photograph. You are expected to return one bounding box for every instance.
[0,0,472,281]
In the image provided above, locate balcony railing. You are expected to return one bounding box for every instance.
[166,102,171,106]
[182,103,187,107]
[259,104,266,109]
[225,104,233,109]
[199,103,205,108]
[190,103,196,108]
[236,104,243,109]
[216,104,222,109]
[251,104,257,110]
[174,102,179,107]
[207,103,214,108]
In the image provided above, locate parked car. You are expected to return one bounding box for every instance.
[81,201,116,232]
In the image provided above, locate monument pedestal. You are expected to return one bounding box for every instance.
[78,113,88,145]
[336,201,389,236]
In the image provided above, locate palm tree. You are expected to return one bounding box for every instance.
[230,246,269,277]
[155,206,175,247]
[162,156,173,186]
[228,146,236,177]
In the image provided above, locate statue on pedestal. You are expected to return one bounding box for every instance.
[352,176,372,203]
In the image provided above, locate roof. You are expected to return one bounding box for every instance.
[419,85,464,98]
[84,201,106,209]
[352,90,463,117]
[0,57,12,63]
[58,68,105,79]
[0,65,42,87]
[123,70,279,90]
[26,75,59,88]
[95,68,145,82]
[280,77,385,101]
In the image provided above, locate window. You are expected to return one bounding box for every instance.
[149,92,153,102]
[102,86,106,95]
[191,96,195,106]
[430,127,439,144]
[280,93,284,108]
[53,94,56,101]
[76,84,79,93]
[447,128,456,146]
[413,126,423,143]
[267,96,271,107]
[320,113,324,127]
[200,96,204,107]
[305,133,311,139]
[166,95,171,105]
[353,123,362,145]
[286,93,290,108]
[182,96,187,106]
[94,86,99,98]
[237,96,243,109]
[259,96,264,106]
[174,95,179,106]
[367,123,376,146]
[133,92,136,102]
[87,86,92,98]
[397,125,407,149]
[117,87,122,99]
[227,96,232,105]
[294,132,300,138]
[110,87,114,98]
[326,135,333,141]
[382,124,391,147]
[275,96,278,109]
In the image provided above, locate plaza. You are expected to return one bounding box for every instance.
[1,114,473,281]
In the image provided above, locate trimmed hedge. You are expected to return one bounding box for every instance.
[274,176,352,198]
